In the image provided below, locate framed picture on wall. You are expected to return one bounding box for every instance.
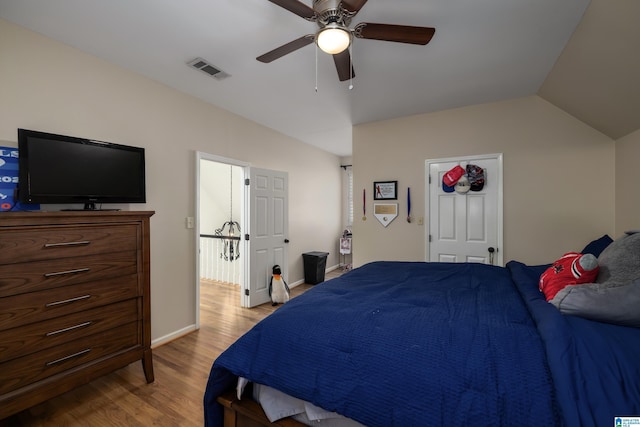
[373,181,397,200]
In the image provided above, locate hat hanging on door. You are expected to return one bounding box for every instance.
[466,164,485,191]
[442,165,465,193]
[455,175,471,194]
[442,180,455,193]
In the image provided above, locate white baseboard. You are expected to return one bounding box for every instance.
[155,264,342,345]
[326,263,340,272]
[151,324,197,348]
[289,279,305,288]
[289,264,341,288]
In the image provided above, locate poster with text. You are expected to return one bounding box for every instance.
[0,146,39,211]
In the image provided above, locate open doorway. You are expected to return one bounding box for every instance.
[195,152,249,329]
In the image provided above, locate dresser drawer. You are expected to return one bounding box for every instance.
[0,274,138,331]
[0,224,138,265]
[0,250,137,298]
[0,299,139,363]
[0,321,139,395]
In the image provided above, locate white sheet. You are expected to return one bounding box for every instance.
[237,377,364,427]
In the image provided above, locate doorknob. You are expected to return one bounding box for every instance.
[284,239,290,243]
[488,247,495,265]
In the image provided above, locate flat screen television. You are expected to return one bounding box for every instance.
[18,128,146,210]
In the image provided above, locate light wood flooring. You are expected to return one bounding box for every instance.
[3,270,342,427]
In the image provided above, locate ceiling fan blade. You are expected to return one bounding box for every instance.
[268,0,316,20]
[341,0,368,14]
[333,50,355,82]
[257,35,315,63]
[354,23,435,45]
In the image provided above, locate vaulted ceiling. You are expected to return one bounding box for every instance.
[1,0,637,156]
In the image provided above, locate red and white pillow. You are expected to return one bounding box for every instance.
[539,252,599,301]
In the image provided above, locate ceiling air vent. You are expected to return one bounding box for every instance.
[187,57,230,80]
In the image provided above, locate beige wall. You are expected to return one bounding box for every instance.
[353,96,616,266]
[615,129,640,235]
[0,19,343,343]
[3,16,636,344]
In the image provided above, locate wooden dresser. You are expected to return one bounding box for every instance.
[0,211,154,419]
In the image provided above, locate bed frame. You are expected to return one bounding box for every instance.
[217,390,306,427]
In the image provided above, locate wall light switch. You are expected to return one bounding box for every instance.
[186,217,194,229]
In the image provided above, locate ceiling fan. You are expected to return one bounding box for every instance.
[257,0,436,81]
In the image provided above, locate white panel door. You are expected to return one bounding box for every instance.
[247,168,288,307]
[427,154,502,265]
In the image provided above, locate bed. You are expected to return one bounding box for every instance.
[204,252,640,426]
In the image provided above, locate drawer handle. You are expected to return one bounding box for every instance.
[44,267,90,277]
[44,241,91,248]
[46,348,91,366]
[46,321,93,337]
[45,294,92,307]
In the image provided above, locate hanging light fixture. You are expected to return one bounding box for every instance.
[215,166,240,261]
[316,22,351,54]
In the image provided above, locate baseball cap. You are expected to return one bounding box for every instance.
[466,164,485,191]
[443,165,465,186]
[455,175,471,194]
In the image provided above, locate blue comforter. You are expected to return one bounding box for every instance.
[204,261,640,426]
[508,261,640,427]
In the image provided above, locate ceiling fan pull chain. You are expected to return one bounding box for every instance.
[315,43,319,92]
[349,42,354,90]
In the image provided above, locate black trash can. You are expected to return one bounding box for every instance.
[302,251,329,284]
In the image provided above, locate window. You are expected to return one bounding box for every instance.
[347,168,353,226]
[342,165,353,227]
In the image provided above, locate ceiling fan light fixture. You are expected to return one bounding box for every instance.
[316,24,351,54]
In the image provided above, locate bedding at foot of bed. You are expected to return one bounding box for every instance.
[217,390,307,427]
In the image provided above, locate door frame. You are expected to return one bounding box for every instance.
[195,151,250,329]
[424,153,504,265]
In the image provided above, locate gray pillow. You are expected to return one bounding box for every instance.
[595,231,640,285]
[550,232,640,327]
[550,279,640,327]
